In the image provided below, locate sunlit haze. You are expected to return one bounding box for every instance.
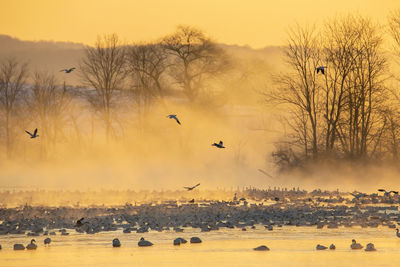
[0,0,397,47]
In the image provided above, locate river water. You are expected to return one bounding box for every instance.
[1,226,399,266]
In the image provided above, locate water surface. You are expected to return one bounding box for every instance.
[1,226,399,266]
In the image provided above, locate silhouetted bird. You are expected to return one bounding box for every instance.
[75,217,85,227]
[167,114,181,125]
[378,189,399,197]
[26,239,37,250]
[184,183,200,191]
[316,66,327,75]
[60,67,76,73]
[258,169,273,178]
[25,128,39,139]
[350,192,367,199]
[212,141,225,148]
[350,239,363,249]
[44,238,51,245]
[189,199,195,203]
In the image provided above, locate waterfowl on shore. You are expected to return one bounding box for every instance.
[316,244,327,250]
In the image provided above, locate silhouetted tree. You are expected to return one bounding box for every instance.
[27,72,71,158]
[0,58,28,158]
[126,43,168,118]
[80,34,126,142]
[162,25,229,102]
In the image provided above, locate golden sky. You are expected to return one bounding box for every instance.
[0,0,398,48]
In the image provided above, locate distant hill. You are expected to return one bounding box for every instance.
[0,34,285,85]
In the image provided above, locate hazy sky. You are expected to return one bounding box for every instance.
[1,0,398,48]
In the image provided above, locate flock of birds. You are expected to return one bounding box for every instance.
[8,64,400,256]
[6,234,398,252]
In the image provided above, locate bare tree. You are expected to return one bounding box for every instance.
[321,17,361,153]
[80,34,126,142]
[0,58,28,158]
[162,25,230,102]
[341,17,387,158]
[26,72,71,158]
[269,16,388,167]
[126,43,168,119]
[270,24,322,159]
[388,9,400,57]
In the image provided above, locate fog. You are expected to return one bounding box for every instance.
[0,27,400,195]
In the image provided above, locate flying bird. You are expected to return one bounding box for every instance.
[350,191,367,199]
[378,189,399,197]
[258,169,273,179]
[316,66,327,75]
[25,128,39,139]
[212,141,225,148]
[60,67,76,73]
[167,114,181,125]
[184,183,200,191]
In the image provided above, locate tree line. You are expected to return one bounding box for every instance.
[0,26,230,160]
[269,13,400,170]
[2,13,400,172]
